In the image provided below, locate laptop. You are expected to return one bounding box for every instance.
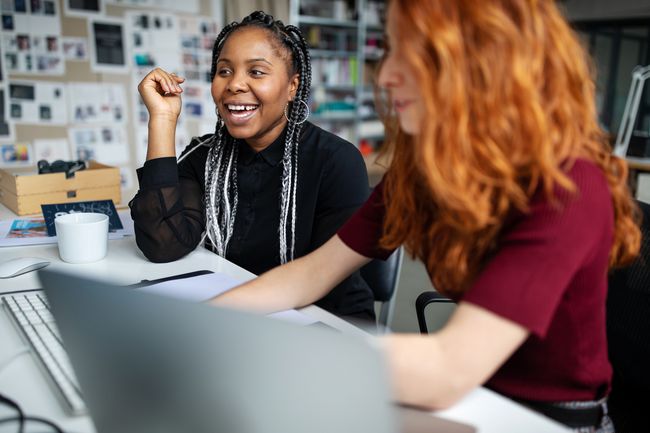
[38,269,475,433]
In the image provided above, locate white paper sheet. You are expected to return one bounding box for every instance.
[137,272,318,326]
[107,0,198,13]
[68,83,127,124]
[8,80,67,125]
[126,11,181,75]
[106,0,153,8]
[68,125,129,165]
[62,37,88,61]
[1,1,64,76]
[138,272,241,302]
[33,138,71,161]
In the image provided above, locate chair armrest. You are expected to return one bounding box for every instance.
[416,291,454,334]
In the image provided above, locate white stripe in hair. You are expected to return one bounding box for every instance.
[177,134,215,164]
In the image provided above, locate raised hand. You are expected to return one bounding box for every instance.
[137,67,185,121]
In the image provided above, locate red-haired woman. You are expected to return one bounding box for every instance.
[211,1,640,431]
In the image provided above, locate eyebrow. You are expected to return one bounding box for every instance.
[217,58,273,66]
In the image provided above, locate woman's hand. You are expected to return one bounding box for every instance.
[137,68,185,122]
[138,68,185,160]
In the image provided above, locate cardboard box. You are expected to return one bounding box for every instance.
[0,161,121,215]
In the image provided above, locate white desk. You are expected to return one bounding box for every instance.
[0,222,569,433]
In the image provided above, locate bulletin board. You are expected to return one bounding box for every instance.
[0,0,223,207]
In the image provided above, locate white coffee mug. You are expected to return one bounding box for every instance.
[55,213,109,264]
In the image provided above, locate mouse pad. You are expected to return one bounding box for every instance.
[41,200,123,236]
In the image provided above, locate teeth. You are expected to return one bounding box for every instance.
[227,104,258,111]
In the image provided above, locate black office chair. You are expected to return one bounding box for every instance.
[360,247,403,331]
[606,199,650,433]
[415,289,454,334]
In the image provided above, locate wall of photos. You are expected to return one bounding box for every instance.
[0,0,223,206]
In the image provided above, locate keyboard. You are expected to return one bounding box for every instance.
[2,292,87,415]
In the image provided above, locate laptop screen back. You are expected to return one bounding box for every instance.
[39,269,398,433]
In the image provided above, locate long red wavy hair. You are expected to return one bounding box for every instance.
[378,0,641,297]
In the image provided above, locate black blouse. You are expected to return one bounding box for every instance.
[129,122,374,319]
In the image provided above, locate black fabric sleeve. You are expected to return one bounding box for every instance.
[129,146,206,263]
[310,140,373,316]
[310,143,370,248]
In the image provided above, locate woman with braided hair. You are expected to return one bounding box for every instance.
[130,11,375,321]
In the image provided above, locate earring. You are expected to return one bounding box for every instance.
[284,100,310,125]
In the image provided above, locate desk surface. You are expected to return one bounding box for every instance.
[0,207,569,433]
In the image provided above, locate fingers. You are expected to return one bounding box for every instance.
[147,68,185,95]
[170,73,186,84]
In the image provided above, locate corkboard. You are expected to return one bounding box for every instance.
[8,0,220,208]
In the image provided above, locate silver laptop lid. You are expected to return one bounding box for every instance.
[39,269,398,433]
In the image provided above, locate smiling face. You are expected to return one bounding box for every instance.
[212,27,299,150]
[377,3,424,136]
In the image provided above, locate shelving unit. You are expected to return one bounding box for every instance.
[289,0,387,175]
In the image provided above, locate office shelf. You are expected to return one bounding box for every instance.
[311,112,357,122]
[309,49,358,58]
[297,15,358,28]
[291,0,387,159]
[312,84,357,92]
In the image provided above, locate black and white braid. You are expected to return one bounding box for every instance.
[203,11,312,263]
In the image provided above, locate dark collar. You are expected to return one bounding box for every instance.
[238,126,288,167]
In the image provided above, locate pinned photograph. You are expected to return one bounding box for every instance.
[184,85,201,98]
[16,34,29,51]
[89,18,128,73]
[62,37,88,61]
[36,55,61,72]
[9,81,67,124]
[33,138,71,161]
[2,14,14,30]
[10,83,35,100]
[70,125,128,165]
[64,0,103,17]
[14,0,28,13]
[43,0,55,14]
[68,83,127,124]
[5,53,17,71]
[0,143,32,166]
[101,127,112,143]
[10,103,21,119]
[46,36,57,52]
[126,10,181,77]
[75,144,95,161]
[0,89,14,140]
[30,0,43,14]
[39,104,51,119]
[178,16,219,84]
[73,129,97,146]
[0,42,4,82]
[184,101,202,117]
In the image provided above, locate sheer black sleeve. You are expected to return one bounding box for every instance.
[129,141,207,263]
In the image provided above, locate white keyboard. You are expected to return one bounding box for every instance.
[3,292,87,415]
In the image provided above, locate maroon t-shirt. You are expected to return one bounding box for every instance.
[338,160,613,402]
